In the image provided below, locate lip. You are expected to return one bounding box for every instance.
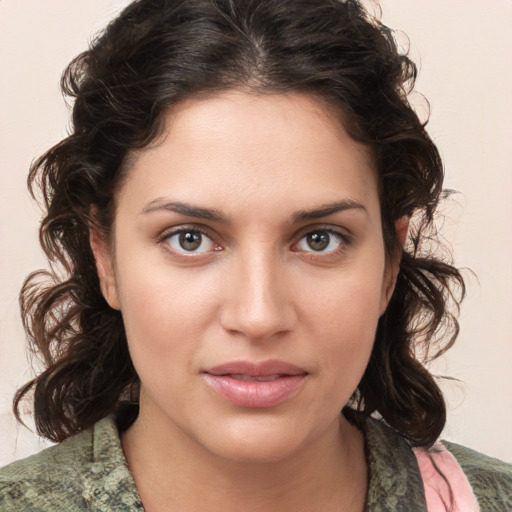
[203,360,308,408]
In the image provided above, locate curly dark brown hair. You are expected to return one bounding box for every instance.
[15,0,465,447]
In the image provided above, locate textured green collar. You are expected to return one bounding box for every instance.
[71,416,144,510]
[361,416,426,511]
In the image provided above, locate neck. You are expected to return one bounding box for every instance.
[121,407,367,512]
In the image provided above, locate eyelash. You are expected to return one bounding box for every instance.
[158,226,220,255]
[292,228,352,257]
[157,226,352,258]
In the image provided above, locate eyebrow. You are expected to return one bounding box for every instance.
[141,198,367,224]
[292,199,367,222]
[141,199,229,223]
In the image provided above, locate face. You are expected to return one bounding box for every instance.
[93,91,399,464]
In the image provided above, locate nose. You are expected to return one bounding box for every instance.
[220,247,297,341]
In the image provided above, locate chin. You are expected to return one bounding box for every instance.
[199,414,320,465]
[210,436,302,465]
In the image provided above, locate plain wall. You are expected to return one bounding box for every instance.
[0,0,511,466]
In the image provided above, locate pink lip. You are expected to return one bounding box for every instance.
[203,360,308,408]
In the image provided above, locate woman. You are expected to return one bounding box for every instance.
[0,0,510,510]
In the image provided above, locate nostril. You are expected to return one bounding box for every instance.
[220,301,296,341]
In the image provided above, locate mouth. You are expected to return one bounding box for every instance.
[203,360,308,408]
[227,374,288,382]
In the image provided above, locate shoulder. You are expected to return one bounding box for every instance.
[443,440,512,511]
[0,426,94,510]
[352,411,512,511]
[0,416,143,511]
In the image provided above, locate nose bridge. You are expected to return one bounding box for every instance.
[221,240,294,340]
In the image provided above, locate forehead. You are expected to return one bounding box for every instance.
[118,91,379,218]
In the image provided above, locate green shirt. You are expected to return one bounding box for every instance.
[1,415,511,511]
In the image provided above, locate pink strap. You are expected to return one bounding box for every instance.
[413,443,479,512]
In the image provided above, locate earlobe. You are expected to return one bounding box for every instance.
[380,215,410,315]
[89,227,121,310]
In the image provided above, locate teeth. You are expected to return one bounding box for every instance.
[230,374,282,382]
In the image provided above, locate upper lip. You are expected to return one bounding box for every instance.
[204,359,308,377]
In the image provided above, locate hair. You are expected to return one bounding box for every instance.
[15,0,465,447]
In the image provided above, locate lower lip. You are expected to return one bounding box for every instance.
[203,374,307,408]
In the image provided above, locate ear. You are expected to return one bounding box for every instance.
[89,226,121,310]
[395,215,409,248]
[380,215,409,315]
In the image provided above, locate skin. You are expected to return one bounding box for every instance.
[92,90,405,511]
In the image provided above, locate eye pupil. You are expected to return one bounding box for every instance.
[179,231,202,251]
[307,232,330,251]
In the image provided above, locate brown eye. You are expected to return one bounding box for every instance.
[306,232,330,251]
[295,229,348,254]
[180,231,202,251]
[166,229,216,254]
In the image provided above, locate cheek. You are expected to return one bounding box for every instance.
[304,268,385,379]
[113,251,222,368]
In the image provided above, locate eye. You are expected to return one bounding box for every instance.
[294,229,348,254]
[165,228,217,254]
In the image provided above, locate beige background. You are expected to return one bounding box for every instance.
[0,0,511,466]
